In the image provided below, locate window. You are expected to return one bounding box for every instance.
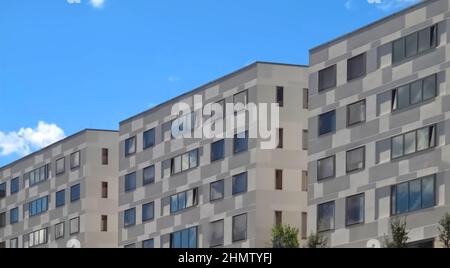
[124,208,136,227]
[210,180,224,201]
[124,244,136,248]
[232,172,248,195]
[101,215,108,232]
[302,171,309,192]
[234,90,248,106]
[275,170,283,190]
[56,157,65,175]
[318,65,336,92]
[0,182,5,199]
[125,136,136,157]
[277,128,284,149]
[346,194,365,226]
[10,177,19,194]
[211,140,225,162]
[303,88,309,109]
[10,238,18,248]
[55,222,65,240]
[0,212,5,228]
[142,239,154,248]
[302,130,308,150]
[70,151,80,169]
[317,201,335,232]
[301,212,308,239]
[210,220,224,247]
[318,110,336,136]
[10,207,19,224]
[102,182,108,199]
[391,175,436,215]
[171,112,196,139]
[143,166,155,186]
[0,242,4,248]
[143,128,156,149]
[407,239,435,248]
[125,172,137,192]
[24,228,47,248]
[71,184,81,202]
[234,131,248,154]
[232,214,248,242]
[56,189,65,208]
[276,86,284,107]
[70,217,80,234]
[347,53,366,81]
[171,149,199,175]
[392,25,438,63]
[347,100,366,126]
[142,202,154,222]
[346,147,365,173]
[392,74,437,111]
[170,188,199,214]
[317,156,335,181]
[24,164,50,187]
[102,148,109,165]
[275,211,283,226]
[391,125,436,159]
[29,196,49,217]
[170,227,198,248]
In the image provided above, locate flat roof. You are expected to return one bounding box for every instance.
[310,0,439,53]
[120,61,308,125]
[0,129,118,172]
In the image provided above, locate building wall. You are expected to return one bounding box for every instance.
[0,130,119,248]
[118,62,308,248]
[308,0,450,247]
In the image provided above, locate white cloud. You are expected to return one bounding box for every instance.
[366,0,422,11]
[168,76,181,83]
[90,0,105,9]
[345,0,354,10]
[0,122,66,157]
[67,0,81,4]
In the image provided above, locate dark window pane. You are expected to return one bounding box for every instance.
[410,80,423,104]
[143,129,155,149]
[347,100,366,126]
[232,214,247,242]
[0,183,6,199]
[405,33,418,58]
[398,85,410,109]
[319,111,336,136]
[317,202,335,232]
[346,194,364,226]
[276,86,284,107]
[234,132,248,154]
[418,27,432,52]
[318,156,335,180]
[392,135,404,159]
[404,132,417,155]
[124,208,136,227]
[347,53,366,81]
[56,190,65,207]
[10,178,20,194]
[125,172,136,192]
[393,38,405,63]
[409,180,422,211]
[211,140,225,162]
[396,183,409,214]
[318,65,336,91]
[423,75,436,100]
[210,180,224,201]
[71,184,80,202]
[422,176,435,208]
[142,202,154,222]
[346,147,365,173]
[143,239,154,248]
[125,137,136,156]
[232,172,248,195]
[143,166,155,186]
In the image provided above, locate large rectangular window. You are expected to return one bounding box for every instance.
[142,202,154,222]
[319,110,336,136]
[317,201,335,233]
[210,180,224,201]
[70,151,80,169]
[55,222,65,240]
[170,188,198,214]
[234,131,249,154]
[392,25,438,63]
[170,227,198,248]
[143,128,156,149]
[70,184,81,202]
[276,86,284,107]
[56,189,65,208]
[346,194,365,226]
[232,172,248,195]
[0,183,5,199]
[143,165,155,186]
[211,140,225,162]
[142,239,154,248]
[318,65,336,92]
[125,136,136,157]
[347,100,366,126]
[392,74,437,111]
[171,149,199,175]
[56,157,65,175]
[10,177,19,194]
[391,125,436,160]
[124,208,136,227]
[24,228,47,248]
[25,164,50,187]
[210,220,224,247]
[70,217,80,234]
[232,214,248,242]
[125,172,137,192]
[347,53,366,81]
[346,147,365,173]
[29,196,49,217]
[10,207,19,224]
[317,156,335,181]
[391,175,436,215]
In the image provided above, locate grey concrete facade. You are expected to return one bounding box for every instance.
[118,62,309,248]
[308,0,450,248]
[0,129,119,248]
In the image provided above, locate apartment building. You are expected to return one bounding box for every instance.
[118,62,309,248]
[0,129,119,248]
[308,0,450,248]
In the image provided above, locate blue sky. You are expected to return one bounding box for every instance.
[0,0,421,166]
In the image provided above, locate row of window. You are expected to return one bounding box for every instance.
[318,24,438,92]
[317,175,436,232]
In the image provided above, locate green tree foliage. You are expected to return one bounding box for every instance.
[271,225,300,248]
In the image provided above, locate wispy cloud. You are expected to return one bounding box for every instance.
[0,122,66,157]
[345,0,354,10]
[366,0,422,11]
[90,0,106,9]
[168,76,181,83]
